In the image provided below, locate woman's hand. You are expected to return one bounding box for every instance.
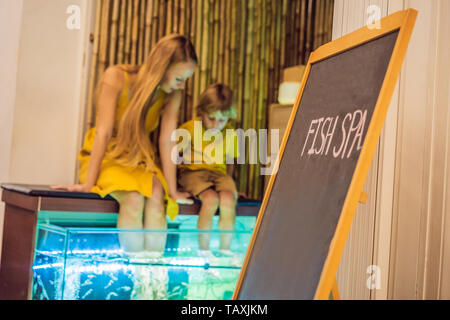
[170,190,194,204]
[50,183,93,193]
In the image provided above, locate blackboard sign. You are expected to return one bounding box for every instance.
[234,9,417,300]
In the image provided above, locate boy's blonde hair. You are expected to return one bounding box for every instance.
[196,84,237,119]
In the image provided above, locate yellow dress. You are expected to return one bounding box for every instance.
[78,70,179,220]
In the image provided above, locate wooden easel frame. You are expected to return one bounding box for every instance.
[233,9,417,300]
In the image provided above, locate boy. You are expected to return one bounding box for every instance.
[177,84,240,252]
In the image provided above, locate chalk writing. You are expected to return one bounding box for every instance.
[301,108,368,159]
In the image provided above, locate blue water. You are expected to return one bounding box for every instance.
[32,215,255,300]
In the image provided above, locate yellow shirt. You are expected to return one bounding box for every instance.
[177,117,239,174]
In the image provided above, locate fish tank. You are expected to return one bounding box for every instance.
[31,212,256,300]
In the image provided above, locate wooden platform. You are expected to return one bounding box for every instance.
[0,183,261,300]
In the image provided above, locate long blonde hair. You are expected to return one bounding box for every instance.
[109,34,197,170]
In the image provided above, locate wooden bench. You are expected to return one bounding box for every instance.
[0,183,261,300]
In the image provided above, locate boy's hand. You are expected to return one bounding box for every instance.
[171,190,194,204]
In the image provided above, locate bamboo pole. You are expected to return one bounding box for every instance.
[311,0,320,51]
[299,0,307,64]
[130,0,139,65]
[158,0,165,39]
[298,0,304,65]
[211,0,220,83]
[117,0,127,63]
[236,1,243,180]
[318,0,325,47]
[293,0,301,66]
[261,0,269,122]
[98,0,111,78]
[179,0,187,122]
[293,0,299,66]
[200,0,210,91]
[166,0,173,34]
[138,0,146,64]
[248,0,263,199]
[173,0,180,34]
[124,0,133,63]
[280,0,288,69]
[257,0,270,199]
[305,0,314,62]
[186,0,195,120]
[193,0,203,107]
[244,0,254,125]
[287,0,294,67]
[151,0,159,48]
[223,0,231,86]
[229,0,238,180]
[236,0,246,126]
[273,0,281,101]
[271,0,278,102]
[184,0,193,120]
[321,0,328,46]
[189,0,195,41]
[230,0,238,92]
[179,0,185,35]
[326,0,334,42]
[266,0,272,105]
[109,0,120,65]
[86,0,103,129]
[144,0,152,58]
[206,0,214,86]
[217,0,225,83]
[254,0,267,199]
[263,0,270,106]
[239,0,254,194]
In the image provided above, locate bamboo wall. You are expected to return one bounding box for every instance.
[86,0,334,200]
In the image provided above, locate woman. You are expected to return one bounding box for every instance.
[52,34,198,253]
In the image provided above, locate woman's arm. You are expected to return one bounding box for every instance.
[52,66,123,192]
[159,90,193,204]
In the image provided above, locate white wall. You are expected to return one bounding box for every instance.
[333,0,450,300]
[0,0,24,261]
[0,0,96,261]
[389,0,450,300]
[9,0,95,185]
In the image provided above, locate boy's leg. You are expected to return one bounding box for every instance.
[214,173,237,250]
[197,189,220,250]
[178,170,217,250]
[143,176,167,252]
[217,190,237,250]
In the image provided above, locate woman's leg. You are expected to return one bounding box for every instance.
[143,176,167,252]
[218,191,237,250]
[197,189,220,250]
[110,190,145,253]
